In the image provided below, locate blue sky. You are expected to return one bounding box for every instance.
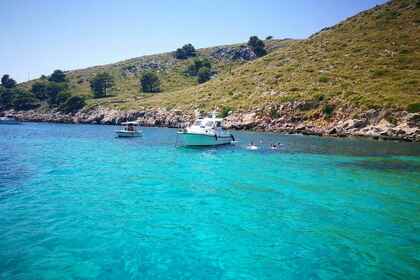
[1,0,387,82]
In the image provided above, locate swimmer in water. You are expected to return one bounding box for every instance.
[247,142,259,150]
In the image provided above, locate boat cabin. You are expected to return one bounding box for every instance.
[121,121,138,131]
[193,119,223,129]
[115,121,142,137]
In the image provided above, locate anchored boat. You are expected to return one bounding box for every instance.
[0,116,20,125]
[177,112,235,146]
[115,121,142,137]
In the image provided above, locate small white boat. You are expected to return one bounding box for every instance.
[177,112,235,146]
[0,116,20,125]
[115,121,142,137]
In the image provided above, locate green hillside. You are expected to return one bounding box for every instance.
[32,39,293,111]
[140,0,420,113]
[6,0,420,116]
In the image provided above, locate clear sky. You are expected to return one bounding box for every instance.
[1,0,387,82]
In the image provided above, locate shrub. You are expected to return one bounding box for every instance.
[46,82,68,106]
[197,67,211,84]
[59,96,85,113]
[254,46,267,57]
[376,8,400,20]
[186,58,211,76]
[182,44,196,56]
[140,71,160,93]
[399,48,410,55]
[1,74,17,89]
[48,70,66,83]
[407,103,420,113]
[247,36,267,57]
[398,54,414,65]
[174,44,196,59]
[270,107,280,118]
[174,48,187,59]
[319,75,329,83]
[56,91,71,105]
[90,72,114,98]
[12,90,39,110]
[314,93,325,101]
[219,106,233,118]
[322,104,335,118]
[0,87,15,108]
[398,0,410,8]
[248,36,263,48]
[31,81,49,100]
[370,69,388,78]
[265,36,273,40]
[352,47,363,53]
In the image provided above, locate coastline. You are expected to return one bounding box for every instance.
[2,105,419,142]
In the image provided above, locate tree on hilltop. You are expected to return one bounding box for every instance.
[48,70,66,83]
[174,43,197,59]
[247,36,267,57]
[1,74,17,89]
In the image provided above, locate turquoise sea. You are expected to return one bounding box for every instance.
[1,123,419,280]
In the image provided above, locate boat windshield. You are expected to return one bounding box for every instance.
[193,119,222,128]
[126,124,135,131]
[204,121,214,127]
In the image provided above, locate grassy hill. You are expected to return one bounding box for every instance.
[23,0,420,115]
[25,39,293,111]
[139,0,420,114]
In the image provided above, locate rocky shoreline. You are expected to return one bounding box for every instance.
[2,105,419,142]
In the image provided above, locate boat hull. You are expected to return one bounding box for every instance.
[177,132,233,146]
[0,119,20,125]
[116,130,142,137]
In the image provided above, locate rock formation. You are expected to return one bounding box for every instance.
[2,105,419,142]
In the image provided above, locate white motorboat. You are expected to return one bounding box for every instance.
[0,116,20,124]
[176,112,235,146]
[115,121,142,137]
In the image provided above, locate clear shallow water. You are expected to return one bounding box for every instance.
[1,123,419,280]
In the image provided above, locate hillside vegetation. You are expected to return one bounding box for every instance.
[141,0,420,114]
[19,39,291,111]
[3,0,419,117]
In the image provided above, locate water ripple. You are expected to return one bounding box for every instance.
[0,123,419,279]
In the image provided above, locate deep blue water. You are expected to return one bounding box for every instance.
[1,123,419,279]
